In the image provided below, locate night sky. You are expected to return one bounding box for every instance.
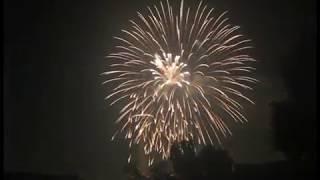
[4,0,316,180]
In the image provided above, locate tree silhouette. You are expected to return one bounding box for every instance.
[270,17,316,174]
[149,160,173,180]
[123,162,148,180]
[198,146,234,180]
[170,141,199,180]
[271,101,304,161]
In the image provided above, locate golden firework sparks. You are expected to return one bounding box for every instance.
[102,0,258,165]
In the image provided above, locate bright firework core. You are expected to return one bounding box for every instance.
[151,53,190,88]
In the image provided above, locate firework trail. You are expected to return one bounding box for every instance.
[102,0,257,165]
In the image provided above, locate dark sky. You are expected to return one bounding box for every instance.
[4,0,316,180]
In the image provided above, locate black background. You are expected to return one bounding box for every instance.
[4,0,316,179]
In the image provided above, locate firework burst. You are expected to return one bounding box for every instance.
[102,0,257,165]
